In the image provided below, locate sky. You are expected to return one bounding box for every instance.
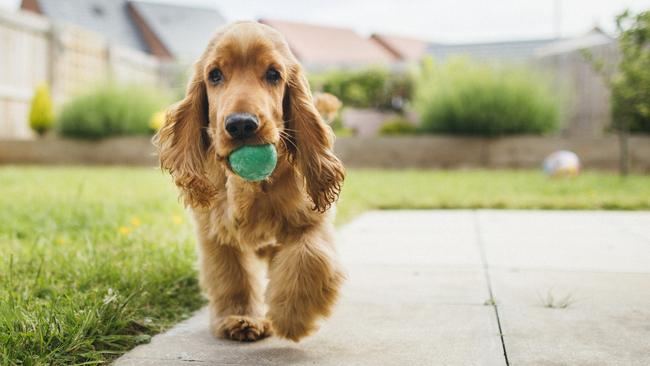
[1,0,650,43]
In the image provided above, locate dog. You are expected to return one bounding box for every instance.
[154,21,345,342]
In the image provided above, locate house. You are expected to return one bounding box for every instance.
[427,37,559,62]
[20,1,417,68]
[535,27,614,57]
[259,19,397,70]
[20,0,227,61]
[370,33,429,62]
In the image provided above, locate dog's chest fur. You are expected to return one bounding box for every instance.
[197,167,311,248]
[227,182,284,245]
[193,159,322,251]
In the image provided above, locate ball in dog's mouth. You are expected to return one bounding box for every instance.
[228,144,278,181]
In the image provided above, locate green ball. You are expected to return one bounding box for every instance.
[228,144,278,181]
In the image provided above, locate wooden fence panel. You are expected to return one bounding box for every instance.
[0,9,172,140]
[51,23,109,103]
[109,45,162,86]
[0,10,50,139]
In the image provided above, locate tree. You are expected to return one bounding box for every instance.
[613,10,650,134]
[582,9,650,175]
[612,10,650,175]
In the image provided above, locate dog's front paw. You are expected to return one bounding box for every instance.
[212,315,272,342]
[267,310,312,342]
[267,264,345,342]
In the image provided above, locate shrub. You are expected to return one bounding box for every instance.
[29,84,54,136]
[310,67,413,111]
[57,83,170,139]
[414,57,561,136]
[379,117,418,135]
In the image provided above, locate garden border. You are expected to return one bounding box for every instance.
[1,136,649,172]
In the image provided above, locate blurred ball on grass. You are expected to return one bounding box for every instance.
[543,150,581,177]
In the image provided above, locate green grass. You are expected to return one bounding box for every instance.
[336,169,650,223]
[1,167,649,364]
[0,167,200,365]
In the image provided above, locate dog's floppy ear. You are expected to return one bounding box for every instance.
[153,63,216,207]
[283,64,345,212]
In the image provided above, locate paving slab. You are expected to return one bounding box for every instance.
[477,210,650,272]
[481,211,650,366]
[343,264,490,305]
[116,210,504,366]
[338,211,481,267]
[115,210,650,366]
[490,268,650,365]
[117,304,504,366]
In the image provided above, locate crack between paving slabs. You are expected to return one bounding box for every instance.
[472,210,510,366]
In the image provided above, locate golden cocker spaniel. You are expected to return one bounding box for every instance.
[154,22,345,342]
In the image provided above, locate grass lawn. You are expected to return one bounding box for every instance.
[1,166,649,365]
[336,169,650,222]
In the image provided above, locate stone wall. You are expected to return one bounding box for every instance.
[334,136,650,172]
[2,136,649,173]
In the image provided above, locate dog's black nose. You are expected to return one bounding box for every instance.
[225,113,259,139]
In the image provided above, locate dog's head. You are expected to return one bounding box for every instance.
[155,22,344,211]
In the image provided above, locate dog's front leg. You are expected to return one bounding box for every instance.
[198,235,271,342]
[266,224,345,341]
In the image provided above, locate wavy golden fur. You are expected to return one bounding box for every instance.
[153,22,345,342]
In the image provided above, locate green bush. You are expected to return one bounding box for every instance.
[611,10,650,133]
[29,84,54,136]
[57,83,170,139]
[414,57,561,136]
[379,117,418,135]
[310,67,413,111]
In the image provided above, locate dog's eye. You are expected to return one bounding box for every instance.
[265,68,281,84]
[208,68,223,85]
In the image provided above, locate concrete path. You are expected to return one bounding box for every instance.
[116,210,650,366]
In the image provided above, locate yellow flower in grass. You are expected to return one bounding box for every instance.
[119,226,132,235]
[55,235,66,245]
[172,215,183,225]
[131,217,141,227]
